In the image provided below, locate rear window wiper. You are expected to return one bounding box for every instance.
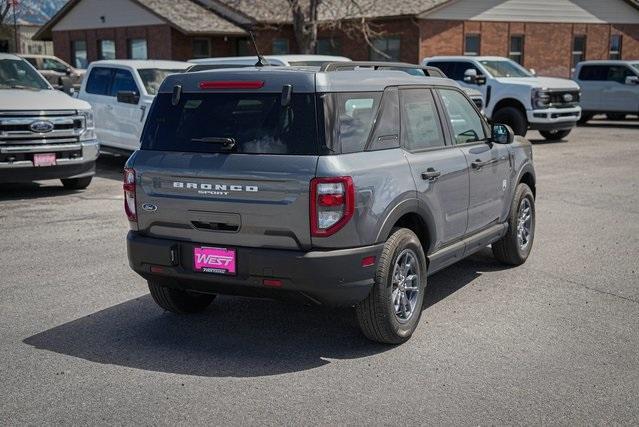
[190,137,236,150]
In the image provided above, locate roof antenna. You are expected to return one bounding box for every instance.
[249,31,269,67]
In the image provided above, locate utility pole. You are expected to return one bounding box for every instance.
[10,0,19,54]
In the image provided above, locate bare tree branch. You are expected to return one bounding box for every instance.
[0,1,12,24]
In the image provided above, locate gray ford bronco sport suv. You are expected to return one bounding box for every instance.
[125,62,536,344]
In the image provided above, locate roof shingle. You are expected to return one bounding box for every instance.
[137,0,246,34]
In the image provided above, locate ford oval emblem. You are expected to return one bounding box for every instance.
[562,93,573,103]
[29,120,54,133]
[142,203,157,212]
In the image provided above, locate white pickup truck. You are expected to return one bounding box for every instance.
[0,53,98,189]
[424,56,582,141]
[77,60,191,152]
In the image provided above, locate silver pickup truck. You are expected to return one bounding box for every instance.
[0,53,98,189]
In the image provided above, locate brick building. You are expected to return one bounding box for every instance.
[35,0,639,77]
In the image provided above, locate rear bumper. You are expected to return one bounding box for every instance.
[127,232,383,307]
[0,140,99,182]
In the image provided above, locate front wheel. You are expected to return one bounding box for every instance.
[539,129,571,141]
[492,183,535,266]
[61,176,92,189]
[355,228,427,344]
[148,280,216,314]
[492,106,528,136]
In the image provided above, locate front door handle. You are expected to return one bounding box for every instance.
[421,168,441,181]
[471,158,498,170]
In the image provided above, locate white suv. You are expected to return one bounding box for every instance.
[572,60,639,123]
[424,56,581,141]
[78,60,190,152]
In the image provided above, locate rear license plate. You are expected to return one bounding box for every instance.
[193,246,236,275]
[33,153,56,167]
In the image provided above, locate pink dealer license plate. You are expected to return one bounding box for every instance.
[33,153,56,167]
[193,247,236,275]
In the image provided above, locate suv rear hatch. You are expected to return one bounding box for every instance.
[131,83,322,250]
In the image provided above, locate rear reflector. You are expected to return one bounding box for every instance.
[150,266,165,273]
[199,80,265,90]
[263,279,283,287]
[361,256,376,267]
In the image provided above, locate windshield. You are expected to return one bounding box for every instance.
[138,68,186,95]
[479,60,532,78]
[0,58,49,90]
[141,92,319,155]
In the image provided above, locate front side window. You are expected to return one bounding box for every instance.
[128,38,147,59]
[110,69,138,97]
[142,93,319,155]
[99,39,116,60]
[400,89,445,151]
[479,59,531,78]
[42,57,68,72]
[572,35,586,68]
[607,66,634,84]
[272,38,289,55]
[85,67,113,95]
[370,37,401,61]
[71,40,88,68]
[579,65,608,81]
[0,58,49,90]
[438,89,486,145]
[509,35,524,65]
[610,35,622,60]
[464,34,480,56]
[192,39,210,59]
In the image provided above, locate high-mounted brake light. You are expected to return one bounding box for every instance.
[199,81,265,90]
[123,167,137,223]
[310,177,354,237]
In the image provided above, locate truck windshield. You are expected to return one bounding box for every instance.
[0,58,49,90]
[141,92,320,155]
[479,60,532,78]
[138,69,186,95]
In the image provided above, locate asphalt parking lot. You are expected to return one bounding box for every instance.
[1,120,638,424]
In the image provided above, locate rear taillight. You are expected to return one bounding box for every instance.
[310,176,354,237]
[123,167,137,222]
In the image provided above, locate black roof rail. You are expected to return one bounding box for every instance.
[319,61,446,78]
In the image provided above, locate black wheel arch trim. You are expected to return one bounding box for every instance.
[375,198,437,255]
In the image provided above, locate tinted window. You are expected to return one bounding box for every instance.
[426,61,456,78]
[438,89,486,145]
[24,57,38,68]
[427,61,479,80]
[579,65,608,81]
[86,67,113,95]
[110,69,138,96]
[400,89,445,151]
[333,92,381,154]
[369,88,400,151]
[141,93,319,155]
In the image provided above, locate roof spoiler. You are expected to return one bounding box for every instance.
[319,61,446,78]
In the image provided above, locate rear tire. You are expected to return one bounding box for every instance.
[539,129,571,141]
[355,228,427,344]
[492,183,535,266]
[492,106,528,136]
[148,280,216,314]
[61,176,92,190]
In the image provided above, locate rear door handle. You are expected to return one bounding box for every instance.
[421,168,441,181]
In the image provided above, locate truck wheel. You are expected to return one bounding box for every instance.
[492,183,535,266]
[606,113,626,121]
[60,177,92,190]
[539,129,571,141]
[355,228,427,344]
[148,280,215,314]
[492,106,527,136]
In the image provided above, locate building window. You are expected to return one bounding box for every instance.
[98,39,116,60]
[272,38,289,55]
[316,38,341,55]
[509,35,524,64]
[464,34,480,56]
[71,40,88,68]
[236,38,252,56]
[0,39,9,53]
[128,38,147,60]
[572,35,586,68]
[609,34,622,60]
[369,37,401,61]
[192,38,211,58]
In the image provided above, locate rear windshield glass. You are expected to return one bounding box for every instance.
[141,92,319,155]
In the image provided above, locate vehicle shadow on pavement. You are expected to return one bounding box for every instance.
[0,182,81,200]
[23,249,503,378]
[96,154,128,181]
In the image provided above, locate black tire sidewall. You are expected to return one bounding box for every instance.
[512,185,536,261]
[493,106,527,136]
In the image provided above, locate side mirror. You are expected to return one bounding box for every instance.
[491,123,514,144]
[65,67,72,76]
[625,75,639,85]
[117,90,139,104]
[463,68,486,85]
[529,68,537,76]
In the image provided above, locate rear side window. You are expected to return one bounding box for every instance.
[579,65,609,81]
[368,87,400,150]
[141,92,319,155]
[86,67,113,95]
[400,89,445,151]
[332,92,382,154]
